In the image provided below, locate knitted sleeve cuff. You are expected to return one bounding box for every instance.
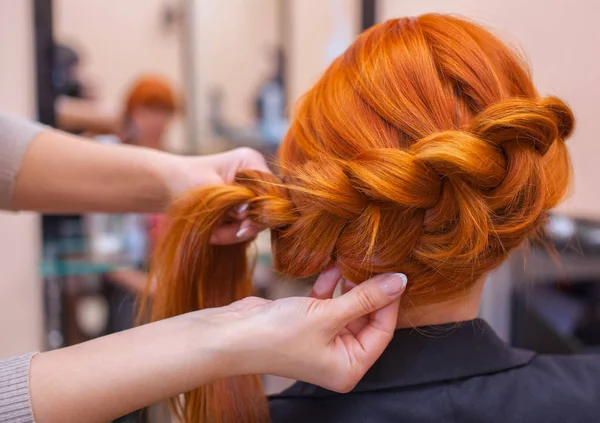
[0,114,44,210]
[0,352,38,423]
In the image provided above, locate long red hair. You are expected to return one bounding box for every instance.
[141,15,574,423]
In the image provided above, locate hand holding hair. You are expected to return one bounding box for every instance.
[13,122,271,247]
[29,270,406,423]
[201,268,407,393]
[174,147,272,245]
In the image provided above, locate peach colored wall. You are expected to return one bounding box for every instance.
[0,1,44,356]
[54,0,187,151]
[289,0,360,106]
[379,0,600,218]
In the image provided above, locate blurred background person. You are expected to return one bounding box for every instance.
[119,74,178,149]
[96,74,178,149]
[93,74,179,301]
[53,42,117,134]
[88,74,179,423]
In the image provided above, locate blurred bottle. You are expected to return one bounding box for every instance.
[85,213,124,257]
[255,47,288,145]
[258,80,287,145]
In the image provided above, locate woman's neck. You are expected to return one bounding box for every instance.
[396,280,484,329]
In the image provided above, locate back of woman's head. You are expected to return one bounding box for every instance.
[144,14,574,423]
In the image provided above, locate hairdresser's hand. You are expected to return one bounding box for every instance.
[172,147,271,244]
[198,268,407,392]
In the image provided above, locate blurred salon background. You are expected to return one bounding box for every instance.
[1,0,600,420]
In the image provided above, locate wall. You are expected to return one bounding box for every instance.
[288,0,360,105]
[379,0,600,218]
[190,0,279,147]
[0,1,44,356]
[54,0,186,151]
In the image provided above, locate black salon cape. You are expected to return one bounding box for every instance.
[269,319,600,423]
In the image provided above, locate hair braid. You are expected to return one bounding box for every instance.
[142,14,575,423]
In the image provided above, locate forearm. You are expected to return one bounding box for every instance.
[30,314,233,423]
[13,130,181,213]
[55,96,118,134]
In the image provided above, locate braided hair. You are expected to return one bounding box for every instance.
[143,14,574,423]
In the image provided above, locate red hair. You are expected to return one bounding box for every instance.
[141,15,574,423]
[123,75,177,120]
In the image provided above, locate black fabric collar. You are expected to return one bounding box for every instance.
[272,319,536,399]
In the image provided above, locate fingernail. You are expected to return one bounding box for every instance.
[236,227,248,238]
[309,287,323,298]
[321,263,336,274]
[380,273,407,296]
[236,203,249,214]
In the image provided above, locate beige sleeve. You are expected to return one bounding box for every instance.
[0,114,44,210]
[0,353,37,423]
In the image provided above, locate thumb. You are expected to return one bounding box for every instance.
[328,273,407,326]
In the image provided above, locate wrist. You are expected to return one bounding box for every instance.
[177,311,243,382]
[143,150,182,211]
[181,309,262,379]
[154,154,221,209]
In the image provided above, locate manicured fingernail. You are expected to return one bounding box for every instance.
[380,273,407,296]
[236,203,248,214]
[310,287,323,298]
[321,264,336,274]
[236,227,248,238]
